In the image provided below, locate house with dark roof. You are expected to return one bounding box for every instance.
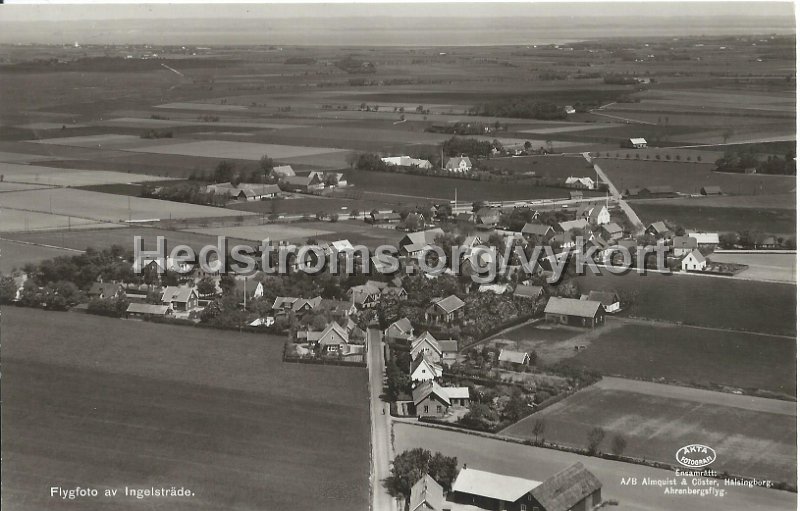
[410,354,443,382]
[279,173,324,193]
[412,380,452,418]
[385,317,415,341]
[160,285,198,311]
[521,223,554,239]
[409,475,444,511]
[513,284,543,301]
[272,296,323,314]
[601,222,624,240]
[586,290,621,313]
[646,221,672,238]
[399,228,445,257]
[450,462,601,511]
[369,211,401,224]
[475,207,501,226]
[410,332,458,366]
[700,185,722,195]
[544,297,604,328]
[671,235,698,257]
[425,295,466,324]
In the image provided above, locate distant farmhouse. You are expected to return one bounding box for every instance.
[445,156,473,173]
[624,137,647,148]
[205,182,281,201]
[271,164,295,178]
[381,156,433,169]
[565,176,596,190]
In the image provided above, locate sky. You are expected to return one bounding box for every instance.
[0,2,794,45]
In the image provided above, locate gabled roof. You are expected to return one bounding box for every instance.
[647,221,670,234]
[642,185,674,194]
[531,462,602,511]
[388,317,413,335]
[588,205,608,222]
[437,339,458,354]
[126,303,170,315]
[445,156,472,169]
[88,281,123,297]
[272,164,295,177]
[686,232,719,244]
[412,332,441,355]
[498,349,529,364]
[161,285,197,304]
[602,222,623,235]
[513,284,543,299]
[452,467,541,503]
[431,295,465,314]
[409,474,444,511]
[401,228,445,251]
[314,322,349,345]
[558,219,589,232]
[410,355,442,377]
[684,249,706,263]
[587,290,619,306]
[544,297,602,318]
[629,137,647,145]
[412,380,451,406]
[672,236,698,250]
[521,223,554,237]
[442,386,470,400]
[701,185,722,194]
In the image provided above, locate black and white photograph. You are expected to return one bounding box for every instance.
[0,2,796,510]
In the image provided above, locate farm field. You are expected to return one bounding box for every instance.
[502,379,796,483]
[126,140,349,161]
[574,270,796,336]
[155,102,250,111]
[643,193,795,210]
[709,252,796,283]
[560,319,796,396]
[31,133,159,149]
[599,159,796,195]
[0,208,118,232]
[0,151,60,163]
[394,422,795,511]
[631,202,796,234]
[0,162,168,186]
[99,117,305,130]
[0,188,252,224]
[1,307,369,511]
[0,182,50,192]
[228,195,397,216]
[0,238,81,273]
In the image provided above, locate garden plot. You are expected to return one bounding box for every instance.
[127,140,348,161]
[0,163,169,187]
[0,188,252,223]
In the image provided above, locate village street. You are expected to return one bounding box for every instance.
[367,328,397,511]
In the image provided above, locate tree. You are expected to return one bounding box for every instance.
[259,154,274,180]
[0,276,17,304]
[214,160,236,184]
[722,127,734,144]
[587,426,606,455]
[531,418,546,446]
[197,276,217,297]
[329,213,339,223]
[219,275,237,296]
[384,449,459,499]
[611,434,627,456]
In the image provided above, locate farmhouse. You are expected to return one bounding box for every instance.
[87,281,125,300]
[686,231,720,246]
[410,355,443,382]
[385,317,414,341]
[521,223,554,239]
[125,303,171,319]
[160,285,198,311]
[412,380,452,418]
[671,235,698,257]
[271,164,295,178]
[425,295,466,324]
[280,174,324,193]
[498,349,530,366]
[400,228,445,257]
[601,222,623,239]
[205,182,281,200]
[701,186,723,195]
[411,332,458,366]
[307,322,350,354]
[625,137,648,148]
[369,211,401,224]
[381,156,433,169]
[409,475,444,511]
[309,171,348,188]
[544,297,605,328]
[646,221,671,238]
[445,156,473,172]
[682,249,707,271]
[513,284,543,300]
[586,290,621,313]
[565,176,595,190]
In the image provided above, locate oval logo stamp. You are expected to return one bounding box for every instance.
[676,444,717,468]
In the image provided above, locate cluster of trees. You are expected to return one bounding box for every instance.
[141,182,226,206]
[443,136,497,158]
[471,99,567,120]
[426,121,507,136]
[714,149,796,175]
[384,449,459,499]
[140,129,173,139]
[335,56,375,74]
[185,157,277,186]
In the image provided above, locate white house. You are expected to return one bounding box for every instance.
[565,176,596,190]
[686,232,720,245]
[410,355,443,382]
[628,137,647,148]
[381,156,433,169]
[681,249,707,271]
[445,156,473,173]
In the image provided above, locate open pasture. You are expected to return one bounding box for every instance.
[99,117,304,130]
[503,379,796,483]
[127,140,349,161]
[0,151,60,163]
[31,133,155,149]
[0,208,117,232]
[0,238,82,273]
[1,307,369,511]
[0,162,170,187]
[709,252,796,283]
[644,192,795,210]
[631,202,796,234]
[0,188,252,224]
[575,270,796,336]
[155,102,250,111]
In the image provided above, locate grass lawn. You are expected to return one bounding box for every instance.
[503,383,796,483]
[631,202,796,234]
[562,321,796,396]
[1,307,369,511]
[575,271,796,336]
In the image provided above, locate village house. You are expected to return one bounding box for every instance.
[601,222,624,240]
[271,164,295,178]
[625,137,648,148]
[681,249,707,271]
[544,297,605,328]
[576,204,610,226]
[557,218,589,233]
[586,290,621,313]
[475,207,501,226]
[272,296,323,315]
[671,235,698,257]
[384,317,415,342]
[565,176,595,190]
[498,349,530,367]
[125,303,171,319]
[412,381,470,417]
[513,284,543,301]
[646,221,672,238]
[368,211,401,224]
[445,156,473,173]
[569,190,583,200]
[160,285,199,311]
[307,322,350,355]
[87,281,125,300]
[381,156,433,169]
[409,475,444,511]
[410,332,458,366]
[425,295,466,325]
[450,462,602,511]
[410,355,443,382]
[309,171,348,188]
[279,174,324,193]
[399,228,445,257]
[521,223,554,240]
